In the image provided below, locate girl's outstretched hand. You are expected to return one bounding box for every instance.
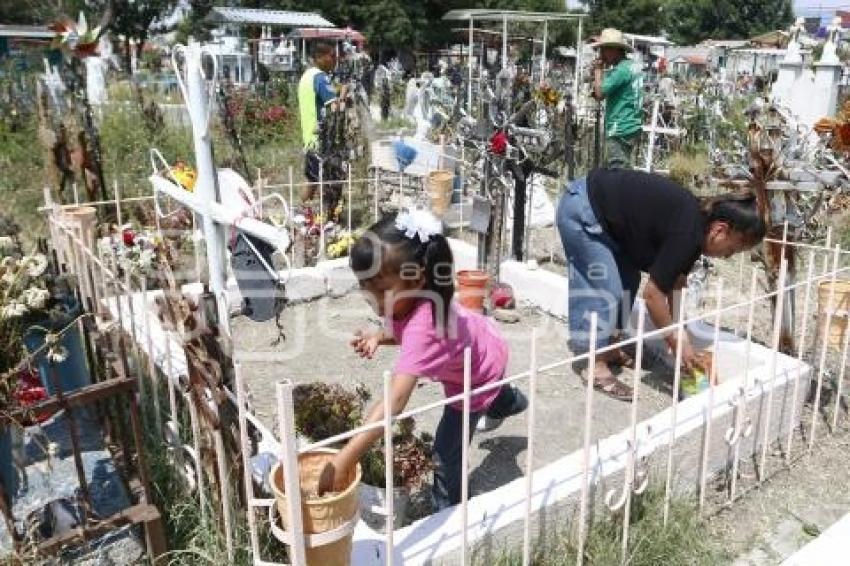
[317,460,339,496]
[351,329,381,359]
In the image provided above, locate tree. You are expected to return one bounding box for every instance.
[91,0,176,73]
[352,0,428,55]
[581,0,666,36]
[175,0,214,44]
[665,0,794,45]
[0,0,89,26]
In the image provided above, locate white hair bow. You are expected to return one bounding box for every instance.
[395,209,442,243]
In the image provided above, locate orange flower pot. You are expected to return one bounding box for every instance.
[456,270,490,312]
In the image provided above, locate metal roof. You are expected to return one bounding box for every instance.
[0,24,54,39]
[287,27,366,44]
[443,9,584,22]
[623,33,673,47]
[206,7,334,28]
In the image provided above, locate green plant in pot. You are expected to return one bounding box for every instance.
[359,417,434,531]
[292,382,371,444]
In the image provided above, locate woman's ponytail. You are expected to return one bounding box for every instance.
[700,190,767,244]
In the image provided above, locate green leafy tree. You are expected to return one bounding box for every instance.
[665,0,794,45]
[581,0,666,36]
[88,0,176,73]
[0,0,88,25]
[353,0,428,54]
[175,0,214,44]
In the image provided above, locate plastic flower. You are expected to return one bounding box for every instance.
[138,248,155,272]
[46,343,69,364]
[1,302,28,319]
[21,287,50,310]
[171,161,197,192]
[489,131,508,155]
[0,236,14,254]
[50,12,101,58]
[22,254,48,278]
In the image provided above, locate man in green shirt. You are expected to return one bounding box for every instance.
[592,28,643,169]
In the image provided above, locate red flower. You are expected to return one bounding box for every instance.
[262,105,287,123]
[14,369,51,424]
[489,131,508,155]
[491,284,515,309]
[122,229,136,247]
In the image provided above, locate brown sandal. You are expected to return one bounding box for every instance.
[609,349,636,369]
[581,371,633,402]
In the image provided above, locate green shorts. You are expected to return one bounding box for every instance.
[604,132,640,169]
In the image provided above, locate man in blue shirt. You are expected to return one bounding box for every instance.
[298,41,340,206]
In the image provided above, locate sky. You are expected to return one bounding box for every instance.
[562,1,850,17]
[794,0,850,18]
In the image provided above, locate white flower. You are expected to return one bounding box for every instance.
[117,253,133,273]
[46,344,69,364]
[138,248,155,272]
[22,254,48,277]
[395,209,442,243]
[1,271,16,285]
[21,287,50,310]
[0,236,14,253]
[1,301,28,319]
[97,238,114,256]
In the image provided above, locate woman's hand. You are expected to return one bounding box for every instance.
[668,333,698,373]
[350,329,381,359]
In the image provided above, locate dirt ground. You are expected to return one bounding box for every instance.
[232,292,673,507]
[231,217,848,528]
[707,415,850,563]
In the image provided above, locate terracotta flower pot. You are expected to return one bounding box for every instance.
[456,270,490,313]
[270,449,361,566]
[426,169,454,216]
[818,279,850,351]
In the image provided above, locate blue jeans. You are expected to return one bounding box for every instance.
[556,178,640,353]
[431,385,521,510]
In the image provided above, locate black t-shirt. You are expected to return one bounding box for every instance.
[587,168,705,293]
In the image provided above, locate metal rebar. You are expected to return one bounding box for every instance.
[699,278,723,511]
[235,366,261,559]
[730,270,759,501]
[663,287,688,525]
[759,259,788,479]
[383,370,395,566]
[810,245,842,447]
[576,315,597,566]
[621,303,645,561]
[522,330,538,566]
[460,348,472,566]
[786,251,816,461]
[276,380,307,565]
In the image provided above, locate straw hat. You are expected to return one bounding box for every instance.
[592,28,633,52]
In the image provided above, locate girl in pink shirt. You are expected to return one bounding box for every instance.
[318,211,527,509]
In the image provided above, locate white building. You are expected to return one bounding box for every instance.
[203,7,335,83]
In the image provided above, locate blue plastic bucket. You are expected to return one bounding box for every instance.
[22,299,91,396]
[0,425,15,499]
